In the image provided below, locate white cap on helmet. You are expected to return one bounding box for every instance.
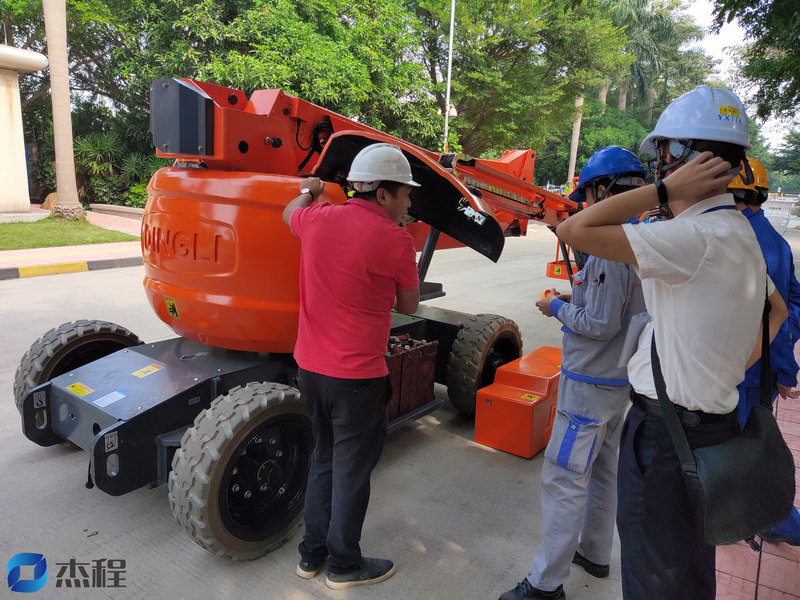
[640,86,751,155]
[347,143,421,192]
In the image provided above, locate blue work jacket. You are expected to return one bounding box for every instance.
[740,207,800,388]
[549,254,645,387]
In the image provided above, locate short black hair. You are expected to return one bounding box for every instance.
[730,187,768,207]
[692,140,747,170]
[351,180,405,201]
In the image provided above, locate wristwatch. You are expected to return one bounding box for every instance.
[654,179,669,207]
[300,187,315,200]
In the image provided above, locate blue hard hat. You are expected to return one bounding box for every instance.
[570,146,646,203]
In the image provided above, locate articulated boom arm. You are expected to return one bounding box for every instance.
[151,78,577,244]
[441,151,578,230]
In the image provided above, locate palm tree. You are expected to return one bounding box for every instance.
[600,0,683,119]
[567,94,584,184]
[42,0,83,219]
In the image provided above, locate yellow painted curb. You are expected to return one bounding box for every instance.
[18,262,89,278]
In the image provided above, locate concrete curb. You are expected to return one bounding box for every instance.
[89,204,145,220]
[0,256,143,281]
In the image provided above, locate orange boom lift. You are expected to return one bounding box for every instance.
[15,78,577,561]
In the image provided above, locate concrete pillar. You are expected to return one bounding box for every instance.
[0,45,48,213]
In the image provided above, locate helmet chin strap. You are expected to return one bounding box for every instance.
[591,173,621,204]
[657,138,696,179]
[740,158,754,186]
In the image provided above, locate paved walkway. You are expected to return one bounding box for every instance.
[715,350,800,599]
[1,203,798,597]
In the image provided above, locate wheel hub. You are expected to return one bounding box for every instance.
[257,459,282,488]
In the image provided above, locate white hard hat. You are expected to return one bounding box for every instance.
[347,143,421,191]
[640,86,751,155]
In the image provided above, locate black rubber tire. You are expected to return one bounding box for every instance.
[13,319,143,413]
[446,314,523,416]
[168,382,313,561]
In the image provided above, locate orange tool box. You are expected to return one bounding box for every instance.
[474,346,561,458]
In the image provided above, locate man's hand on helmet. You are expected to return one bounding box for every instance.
[662,151,736,205]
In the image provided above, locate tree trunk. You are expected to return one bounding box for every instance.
[646,86,656,124]
[567,94,584,185]
[617,82,628,111]
[42,0,83,219]
[598,81,608,115]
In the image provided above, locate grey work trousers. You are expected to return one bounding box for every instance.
[526,376,628,591]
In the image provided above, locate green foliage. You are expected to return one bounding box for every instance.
[87,174,128,206]
[773,130,800,174]
[109,0,440,146]
[8,0,788,204]
[411,0,630,155]
[74,132,124,176]
[31,160,56,199]
[712,0,800,120]
[127,182,150,208]
[534,100,650,186]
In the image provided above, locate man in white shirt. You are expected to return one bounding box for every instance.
[556,86,787,599]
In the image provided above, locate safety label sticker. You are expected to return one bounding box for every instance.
[67,382,94,397]
[132,364,164,378]
[104,431,118,453]
[165,296,180,319]
[719,105,740,118]
[553,266,562,275]
[518,393,541,402]
[33,390,46,409]
[94,390,127,408]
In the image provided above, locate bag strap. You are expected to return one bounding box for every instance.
[650,281,772,477]
[759,278,772,409]
[650,333,698,477]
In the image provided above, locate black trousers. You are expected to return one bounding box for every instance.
[297,368,388,573]
[617,403,739,599]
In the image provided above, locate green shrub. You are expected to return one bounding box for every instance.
[74,131,123,176]
[31,160,56,200]
[127,182,149,208]
[89,174,128,205]
[121,152,151,183]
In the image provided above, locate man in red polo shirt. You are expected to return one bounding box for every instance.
[282,143,420,589]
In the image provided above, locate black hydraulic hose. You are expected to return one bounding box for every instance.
[559,239,575,285]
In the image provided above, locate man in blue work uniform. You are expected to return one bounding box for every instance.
[731,157,800,546]
[498,147,647,600]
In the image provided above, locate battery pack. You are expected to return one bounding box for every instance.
[474,346,561,458]
[385,337,438,421]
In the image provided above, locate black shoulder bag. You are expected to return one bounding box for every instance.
[650,297,796,546]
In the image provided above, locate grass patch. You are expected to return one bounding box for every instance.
[0,216,139,251]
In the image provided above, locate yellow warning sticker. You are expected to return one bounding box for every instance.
[719,105,740,118]
[553,266,562,275]
[67,382,94,397]
[518,393,542,402]
[133,364,164,378]
[165,296,180,319]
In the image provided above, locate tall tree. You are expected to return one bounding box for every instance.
[712,0,800,119]
[603,0,694,117]
[41,0,82,218]
[3,0,126,109]
[411,0,629,155]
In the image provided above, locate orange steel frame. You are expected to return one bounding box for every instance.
[144,79,578,353]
